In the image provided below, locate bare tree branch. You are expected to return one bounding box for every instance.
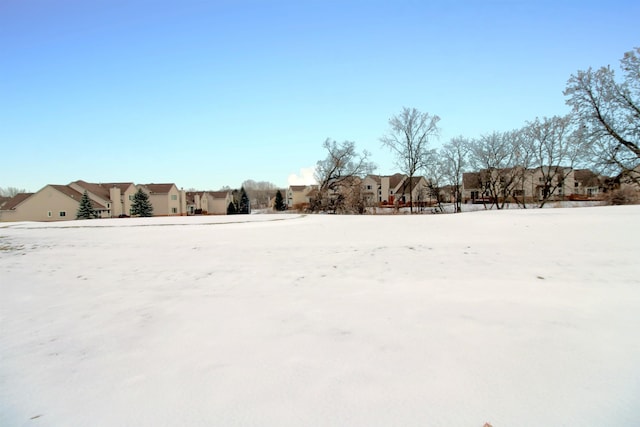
[380,107,440,213]
[565,47,640,183]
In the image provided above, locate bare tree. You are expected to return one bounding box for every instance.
[0,187,27,197]
[380,107,440,213]
[509,128,536,208]
[524,115,586,207]
[565,47,640,183]
[439,137,469,213]
[242,179,278,209]
[425,166,445,213]
[314,139,375,213]
[467,131,520,209]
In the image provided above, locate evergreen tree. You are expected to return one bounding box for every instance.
[274,190,286,211]
[131,188,153,217]
[227,201,236,215]
[76,190,97,219]
[239,187,250,214]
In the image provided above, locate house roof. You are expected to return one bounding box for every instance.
[0,196,11,209]
[143,184,176,194]
[306,188,320,198]
[72,181,135,200]
[395,176,426,193]
[574,169,603,187]
[105,182,136,193]
[0,193,34,210]
[388,173,406,189]
[72,180,110,200]
[207,191,230,199]
[364,174,382,185]
[463,172,482,189]
[51,185,106,209]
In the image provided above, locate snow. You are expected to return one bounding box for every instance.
[1,206,639,427]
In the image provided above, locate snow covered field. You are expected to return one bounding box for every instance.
[1,206,639,426]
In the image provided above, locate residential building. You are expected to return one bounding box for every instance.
[287,185,317,209]
[201,191,233,215]
[138,184,187,216]
[69,180,138,218]
[362,173,430,206]
[462,167,608,204]
[0,185,103,222]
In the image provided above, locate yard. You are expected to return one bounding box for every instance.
[1,206,639,426]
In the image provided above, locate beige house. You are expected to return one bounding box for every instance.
[287,185,317,209]
[0,185,105,222]
[1,180,191,222]
[69,180,138,218]
[201,191,233,215]
[392,176,430,205]
[138,184,187,216]
[462,167,608,204]
[572,169,606,198]
[362,173,430,206]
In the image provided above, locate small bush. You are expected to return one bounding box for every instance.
[607,187,640,205]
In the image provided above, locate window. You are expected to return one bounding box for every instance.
[59,211,66,217]
[107,203,111,208]
[47,211,52,217]
[366,185,372,190]
[171,195,177,201]
[575,182,579,188]
[129,195,134,201]
[171,207,178,214]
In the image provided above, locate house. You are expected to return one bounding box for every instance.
[138,184,187,216]
[462,168,530,204]
[0,193,35,222]
[185,191,200,215]
[462,167,609,204]
[1,180,192,222]
[393,176,430,206]
[0,186,104,222]
[361,175,381,205]
[69,180,137,218]
[362,173,430,206]
[287,185,317,209]
[572,169,607,199]
[462,172,483,203]
[201,191,233,215]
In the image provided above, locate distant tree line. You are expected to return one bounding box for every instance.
[311,47,639,214]
[0,187,27,197]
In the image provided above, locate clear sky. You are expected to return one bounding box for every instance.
[1,0,638,192]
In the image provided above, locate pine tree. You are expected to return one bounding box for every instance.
[274,190,286,211]
[239,187,250,214]
[76,190,97,219]
[227,201,236,215]
[131,188,153,217]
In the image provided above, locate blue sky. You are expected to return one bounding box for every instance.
[1,0,638,191]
